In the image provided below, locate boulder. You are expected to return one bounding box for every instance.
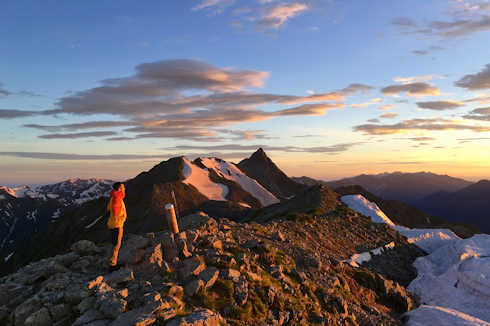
[73,309,106,326]
[220,268,241,282]
[272,231,285,242]
[71,240,101,256]
[104,268,135,286]
[14,296,42,326]
[184,279,204,297]
[198,267,219,289]
[49,304,71,322]
[178,257,205,280]
[166,309,225,326]
[118,235,150,265]
[109,308,156,326]
[24,307,52,326]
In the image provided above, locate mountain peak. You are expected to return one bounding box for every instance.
[250,147,269,161]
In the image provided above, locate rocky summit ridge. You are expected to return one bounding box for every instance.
[0,204,421,326]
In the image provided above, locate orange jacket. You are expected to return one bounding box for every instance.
[107,189,126,229]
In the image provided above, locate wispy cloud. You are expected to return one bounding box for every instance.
[416,100,465,110]
[165,143,362,154]
[455,63,490,90]
[38,131,118,139]
[354,117,490,135]
[380,112,398,119]
[0,152,172,161]
[0,83,11,97]
[12,59,352,141]
[192,0,235,13]
[463,106,490,120]
[381,82,440,97]
[351,98,383,108]
[258,2,309,29]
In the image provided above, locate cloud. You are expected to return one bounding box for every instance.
[391,17,417,28]
[455,63,490,90]
[416,100,465,110]
[23,121,137,132]
[38,131,118,139]
[393,75,441,83]
[165,143,362,154]
[380,112,398,119]
[258,2,309,28]
[0,109,37,119]
[0,152,171,161]
[351,98,383,108]
[338,83,374,95]
[354,117,490,135]
[381,82,440,97]
[463,106,490,120]
[192,0,235,12]
[367,118,380,123]
[0,83,11,97]
[19,59,351,141]
[429,15,490,37]
[406,137,436,141]
[379,104,394,110]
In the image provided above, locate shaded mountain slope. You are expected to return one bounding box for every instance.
[238,148,306,200]
[416,180,490,233]
[311,172,472,203]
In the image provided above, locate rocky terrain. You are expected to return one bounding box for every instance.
[0,207,422,326]
[0,179,113,275]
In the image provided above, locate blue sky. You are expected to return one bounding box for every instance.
[1,0,490,184]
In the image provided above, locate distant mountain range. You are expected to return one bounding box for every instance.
[294,173,489,233]
[306,172,473,203]
[0,178,113,271]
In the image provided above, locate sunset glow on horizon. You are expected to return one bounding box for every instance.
[2,0,490,184]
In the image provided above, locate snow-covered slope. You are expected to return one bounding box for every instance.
[182,157,280,206]
[182,158,229,201]
[341,194,395,225]
[341,194,490,324]
[200,158,280,206]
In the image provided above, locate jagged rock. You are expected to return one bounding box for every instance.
[166,285,184,299]
[64,283,89,305]
[220,268,240,282]
[242,239,260,249]
[175,232,192,258]
[145,243,163,268]
[234,277,248,306]
[246,271,262,282]
[185,278,204,297]
[179,257,205,280]
[142,291,169,313]
[14,296,42,326]
[198,267,219,289]
[73,309,106,326]
[78,297,96,314]
[104,268,135,286]
[109,308,156,326]
[272,231,285,241]
[71,258,92,272]
[49,304,71,322]
[97,292,128,319]
[54,252,80,267]
[24,307,52,326]
[118,235,150,265]
[71,240,101,256]
[166,309,224,326]
[161,234,179,262]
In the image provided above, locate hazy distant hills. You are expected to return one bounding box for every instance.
[415,180,490,233]
[313,172,473,203]
[295,173,489,233]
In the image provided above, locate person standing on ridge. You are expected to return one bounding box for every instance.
[107,182,126,271]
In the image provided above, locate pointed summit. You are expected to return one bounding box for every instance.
[238,148,306,199]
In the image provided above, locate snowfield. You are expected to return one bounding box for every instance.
[182,158,229,201]
[182,157,280,206]
[341,194,490,324]
[199,158,279,206]
[341,195,395,225]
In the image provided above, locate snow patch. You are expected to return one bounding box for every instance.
[341,194,490,324]
[199,158,280,206]
[4,252,14,262]
[85,215,104,229]
[182,158,228,201]
[343,241,396,267]
[341,195,395,225]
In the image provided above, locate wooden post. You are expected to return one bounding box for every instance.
[165,203,179,234]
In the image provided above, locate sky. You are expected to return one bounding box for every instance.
[1,0,490,184]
